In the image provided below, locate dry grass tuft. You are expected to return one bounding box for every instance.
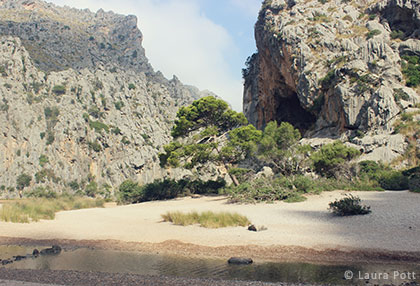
[161,211,250,228]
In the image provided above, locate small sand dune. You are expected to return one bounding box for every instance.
[0,190,419,262]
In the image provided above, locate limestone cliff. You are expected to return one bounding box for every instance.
[0,0,210,197]
[244,0,420,162]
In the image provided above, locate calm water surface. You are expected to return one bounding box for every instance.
[1,245,419,285]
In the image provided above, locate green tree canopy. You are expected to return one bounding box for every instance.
[258,121,306,174]
[171,96,247,138]
[16,173,32,190]
[311,141,361,177]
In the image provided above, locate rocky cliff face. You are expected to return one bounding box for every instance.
[244,0,420,139]
[0,0,209,197]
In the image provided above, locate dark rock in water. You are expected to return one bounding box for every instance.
[32,249,39,256]
[13,255,26,261]
[40,245,62,255]
[1,259,13,265]
[248,225,257,232]
[228,257,253,265]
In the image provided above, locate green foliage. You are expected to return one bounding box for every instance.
[27,187,57,199]
[401,55,420,87]
[39,154,49,167]
[228,168,254,184]
[88,106,101,118]
[114,100,124,110]
[35,169,59,184]
[52,85,66,95]
[118,178,225,204]
[358,161,409,190]
[171,96,247,138]
[368,13,376,20]
[161,211,250,228]
[219,125,262,164]
[0,65,7,77]
[390,30,405,40]
[16,173,32,190]
[320,69,336,88]
[258,121,304,174]
[46,131,55,145]
[378,171,409,190]
[68,180,80,191]
[311,141,360,177]
[89,120,109,133]
[85,181,98,197]
[309,12,331,22]
[393,88,410,102]
[329,194,371,216]
[403,167,420,193]
[128,83,136,90]
[118,180,144,204]
[44,106,60,120]
[225,176,329,204]
[366,29,381,39]
[111,126,121,135]
[88,141,102,152]
[121,136,130,145]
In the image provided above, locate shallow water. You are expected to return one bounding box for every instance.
[1,245,419,285]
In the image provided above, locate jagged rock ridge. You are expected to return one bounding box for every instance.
[244,0,420,137]
[0,0,211,197]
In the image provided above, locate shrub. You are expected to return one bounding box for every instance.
[311,141,360,177]
[111,127,121,135]
[85,181,98,197]
[404,167,420,193]
[401,55,420,87]
[89,120,109,133]
[52,85,66,95]
[44,106,60,120]
[118,179,226,204]
[390,30,405,40]
[88,141,102,152]
[114,101,124,110]
[27,187,57,199]
[118,180,143,204]
[35,169,59,184]
[39,154,49,167]
[378,171,409,190]
[68,180,80,191]
[128,83,136,90]
[228,168,254,184]
[16,173,32,190]
[366,29,381,39]
[393,88,410,102]
[46,131,55,145]
[161,211,250,228]
[88,106,101,118]
[329,194,371,216]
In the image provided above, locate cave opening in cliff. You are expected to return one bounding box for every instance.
[274,92,316,134]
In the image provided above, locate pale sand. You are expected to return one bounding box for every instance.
[1,190,419,263]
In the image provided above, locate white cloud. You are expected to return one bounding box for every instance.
[47,0,243,111]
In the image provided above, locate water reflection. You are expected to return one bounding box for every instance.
[1,246,419,285]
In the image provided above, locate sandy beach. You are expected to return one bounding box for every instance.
[1,190,420,264]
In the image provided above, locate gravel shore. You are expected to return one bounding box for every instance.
[0,269,323,286]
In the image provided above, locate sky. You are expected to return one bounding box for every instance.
[47,0,263,111]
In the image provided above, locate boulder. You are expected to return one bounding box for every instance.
[228,257,253,265]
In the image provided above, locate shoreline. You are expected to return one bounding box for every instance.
[1,236,420,265]
[1,191,420,266]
